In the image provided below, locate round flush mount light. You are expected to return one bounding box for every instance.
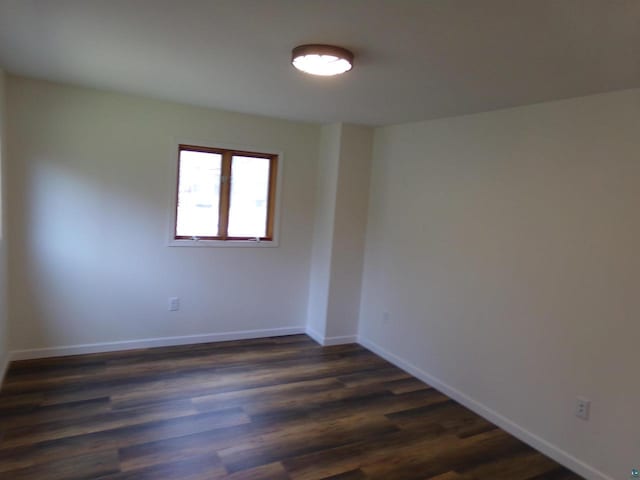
[291,44,354,76]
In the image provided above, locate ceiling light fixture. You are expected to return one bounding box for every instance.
[291,44,354,76]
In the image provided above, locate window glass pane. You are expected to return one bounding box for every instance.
[228,156,270,237]
[176,150,221,237]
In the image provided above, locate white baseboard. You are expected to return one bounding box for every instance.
[358,336,612,480]
[305,326,325,345]
[9,326,306,361]
[323,334,358,346]
[305,327,357,346]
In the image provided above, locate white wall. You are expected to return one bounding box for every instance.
[0,69,8,375]
[306,123,373,343]
[306,124,341,339]
[360,89,640,480]
[325,124,372,338]
[7,76,319,352]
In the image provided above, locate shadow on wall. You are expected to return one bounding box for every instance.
[12,154,174,348]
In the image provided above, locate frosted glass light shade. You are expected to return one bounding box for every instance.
[292,44,354,76]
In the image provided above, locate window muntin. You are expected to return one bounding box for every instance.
[175,145,277,241]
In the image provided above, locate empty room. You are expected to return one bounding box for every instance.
[0,1,637,479]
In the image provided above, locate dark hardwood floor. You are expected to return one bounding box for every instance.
[0,335,582,479]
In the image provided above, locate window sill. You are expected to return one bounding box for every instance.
[167,238,279,248]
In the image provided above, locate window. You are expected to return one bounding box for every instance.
[174,144,278,242]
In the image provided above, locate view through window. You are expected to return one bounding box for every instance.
[175,145,277,241]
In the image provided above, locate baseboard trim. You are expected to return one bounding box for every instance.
[305,327,325,345]
[323,334,358,346]
[358,336,612,480]
[305,328,357,346]
[9,326,306,361]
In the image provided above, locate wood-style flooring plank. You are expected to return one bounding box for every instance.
[223,461,290,480]
[97,452,227,480]
[2,450,120,480]
[0,408,250,473]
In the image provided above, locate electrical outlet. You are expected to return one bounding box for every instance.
[575,397,591,420]
[168,297,180,312]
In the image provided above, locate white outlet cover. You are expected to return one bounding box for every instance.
[575,397,591,420]
[169,297,180,311]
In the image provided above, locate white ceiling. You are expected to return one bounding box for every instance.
[0,0,639,126]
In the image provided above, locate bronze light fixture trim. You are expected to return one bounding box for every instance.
[291,44,354,76]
